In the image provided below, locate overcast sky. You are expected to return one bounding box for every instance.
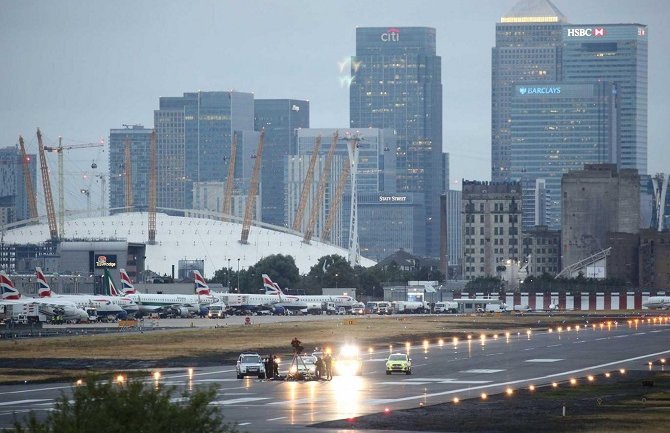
[1,0,668,211]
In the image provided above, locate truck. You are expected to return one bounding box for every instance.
[434,301,459,314]
[1,304,48,325]
[391,301,426,314]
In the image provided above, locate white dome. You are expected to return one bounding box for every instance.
[2,212,375,275]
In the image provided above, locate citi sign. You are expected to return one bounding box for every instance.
[567,27,607,37]
[519,87,561,95]
[381,28,400,42]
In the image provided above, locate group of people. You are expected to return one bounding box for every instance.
[263,354,279,379]
[314,352,333,380]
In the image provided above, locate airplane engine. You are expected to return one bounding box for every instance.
[116,310,129,320]
[178,307,191,318]
[272,306,286,316]
[199,306,209,317]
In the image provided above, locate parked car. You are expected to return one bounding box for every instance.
[236,353,266,379]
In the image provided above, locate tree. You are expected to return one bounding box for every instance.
[12,376,239,433]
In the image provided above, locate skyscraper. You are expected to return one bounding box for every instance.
[350,27,443,258]
[562,24,648,175]
[154,91,254,213]
[108,125,153,214]
[491,0,566,183]
[510,82,619,230]
[254,99,309,228]
[0,146,36,224]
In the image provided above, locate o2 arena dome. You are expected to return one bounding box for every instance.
[2,212,375,275]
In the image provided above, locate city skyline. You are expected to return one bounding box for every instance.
[1,0,668,214]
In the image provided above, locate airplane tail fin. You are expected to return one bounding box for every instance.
[193,270,210,295]
[0,271,21,300]
[262,274,281,294]
[35,267,52,297]
[119,268,136,294]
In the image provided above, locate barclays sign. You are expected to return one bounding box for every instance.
[519,86,561,95]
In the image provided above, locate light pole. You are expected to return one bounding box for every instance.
[237,258,240,293]
[335,273,339,290]
[227,258,231,291]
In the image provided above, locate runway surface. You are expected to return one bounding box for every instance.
[1,318,669,432]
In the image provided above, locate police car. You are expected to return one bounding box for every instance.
[385,353,412,375]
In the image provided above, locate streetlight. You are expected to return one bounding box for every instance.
[335,273,339,290]
[227,258,231,291]
[237,258,240,293]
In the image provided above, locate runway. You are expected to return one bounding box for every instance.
[1,318,669,432]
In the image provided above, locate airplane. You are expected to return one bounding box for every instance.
[116,269,219,317]
[36,268,134,320]
[642,296,670,309]
[261,274,356,313]
[0,271,90,322]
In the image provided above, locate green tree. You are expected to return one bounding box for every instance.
[11,376,238,433]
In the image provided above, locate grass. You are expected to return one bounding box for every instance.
[0,314,580,361]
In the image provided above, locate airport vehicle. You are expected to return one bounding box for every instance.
[434,301,458,314]
[37,268,133,320]
[350,303,365,315]
[206,303,226,318]
[262,274,356,313]
[236,353,266,379]
[365,301,391,315]
[385,353,412,375]
[642,296,670,309]
[0,271,89,322]
[117,269,219,317]
[391,301,426,314]
[334,344,362,376]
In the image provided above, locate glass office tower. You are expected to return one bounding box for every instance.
[254,99,309,228]
[491,0,566,183]
[350,27,443,258]
[562,24,648,175]
[154,91,254,212]
[510,82,619,230]
[108,125,153,214]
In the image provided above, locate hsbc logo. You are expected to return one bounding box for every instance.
[567,27,607,38]
[381,28,400,42]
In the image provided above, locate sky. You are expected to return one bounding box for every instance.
[1,0,668,212]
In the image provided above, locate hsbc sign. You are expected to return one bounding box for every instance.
[567,27,607,38]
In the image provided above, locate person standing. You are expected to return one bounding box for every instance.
[314,356,324,380]
[265,355,273,379]
[324,352,333,380]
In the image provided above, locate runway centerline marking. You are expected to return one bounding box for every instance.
[460,369,504,374]
[525,359,563,363]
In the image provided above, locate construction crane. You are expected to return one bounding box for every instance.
[304,131,338,243]
[43,137,104,237]
[292,135,322,232]
[36,128,58,240]
[18,136,38,221]
[148,130,157,244]
[240,131,265,244]
[321,155,350,242]
[222,132,238,220]
[124,138,133,211]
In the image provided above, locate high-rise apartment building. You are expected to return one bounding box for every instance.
[462,181,522,280]
[491,0,566,182]
[154,91,254,213]
[254,99,309,228]
[562,24,648,175]
[108,125,153,214]
[350,27,443,258]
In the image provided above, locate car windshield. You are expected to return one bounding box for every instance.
[388,354,407,361]
[301,355,317,365]
[240,355,261,363]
